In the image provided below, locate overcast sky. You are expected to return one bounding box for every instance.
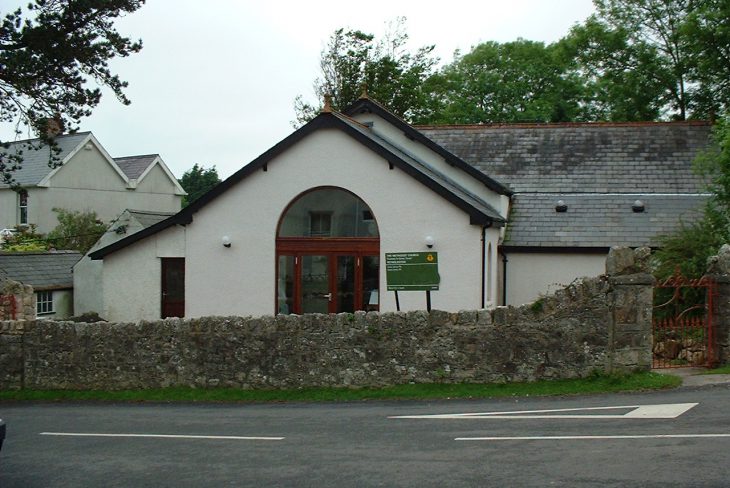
[7,0,597,180]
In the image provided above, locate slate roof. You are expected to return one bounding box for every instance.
[420,122,713,248]
[419,122,712,194]
[127,209,176,229]
[505,194,707,248]
[0,251,82,290]
[114,155,158,180]
[0,132,91,188]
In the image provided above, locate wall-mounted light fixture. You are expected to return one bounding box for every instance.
[632,200,645,213]
[222,235,232,248]
[555,200,568,212]
[425,235,435,248]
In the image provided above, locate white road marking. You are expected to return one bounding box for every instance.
[456,434,730,441]
[40,432,284,441]
[390,403,698,420]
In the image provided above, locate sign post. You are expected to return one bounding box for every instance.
[385,252,440,311]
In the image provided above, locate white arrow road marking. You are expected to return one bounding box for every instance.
[456,433,730,441]
[40,432,284,441]
[389,403,698,420]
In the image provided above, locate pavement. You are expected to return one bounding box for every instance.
[654,366,730,387]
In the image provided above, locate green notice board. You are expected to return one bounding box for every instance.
[386,252,440,291]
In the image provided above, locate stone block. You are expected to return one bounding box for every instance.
[706,244,730,275]
[606,246,652,276]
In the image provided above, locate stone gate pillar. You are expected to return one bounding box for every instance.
[605,247,655,372]
[706,244,730,365]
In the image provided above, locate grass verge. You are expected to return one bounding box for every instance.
[0,371,680,403]
[702,364,730,375]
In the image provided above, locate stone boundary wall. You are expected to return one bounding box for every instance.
[0,247,654,391]
[0,279,34,321]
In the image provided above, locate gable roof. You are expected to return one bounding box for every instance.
[115,154,158,179]
[419,121,712,194]
[90,110,506,260]
[0,132,92,188]
[0,251,82,290]
[127,209,177,229]
[114,154,186,195]
[344,98,513,196]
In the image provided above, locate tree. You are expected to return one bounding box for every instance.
[46,208,106,253]
[425,39,589,124]
[1,0,145,185]
[293,18,439,126]
[561,17,669,121]
[654,115,730,278]
[683,0,730,118]
[178,164,220,207]
[565,0,730,121]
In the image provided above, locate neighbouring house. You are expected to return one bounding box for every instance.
[0,132,186,234]
[0,251,82,319]
[73,209,176,317]
[87,97,712,322]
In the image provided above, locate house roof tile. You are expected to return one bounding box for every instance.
[0,251,82,290]
[504,193,707,248]
[0,132,91,188]
[114,155,158,180]
[419,122,712,194]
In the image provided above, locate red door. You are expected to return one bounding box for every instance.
[161,258,185,318]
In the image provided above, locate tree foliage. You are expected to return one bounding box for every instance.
[293,18,438,126]
[46,208,106,253]
[654,116,730,278]
[426,39,589,124]
[0,0,145,185]
[178,163,220,207]
[296,1,729,124]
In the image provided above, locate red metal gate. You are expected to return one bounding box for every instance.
[0,295,17,320]
[652,270,716,368]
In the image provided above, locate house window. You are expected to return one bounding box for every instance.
[18,190,28,225]
[309,211,332,237]
[36,291,53,315]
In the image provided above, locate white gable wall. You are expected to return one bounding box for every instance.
[185,128,498,318]
[350,111,510,217]
[75,211,149,317]
[101,224,185,322]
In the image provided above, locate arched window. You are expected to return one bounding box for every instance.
[276,187,380,315]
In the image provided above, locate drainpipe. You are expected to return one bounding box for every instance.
[481,226,486,309]
[501,251,508,306]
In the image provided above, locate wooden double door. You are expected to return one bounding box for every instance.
[277,239,379,315]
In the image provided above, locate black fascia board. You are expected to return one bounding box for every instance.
[90,112,503,260]
[88,213,188,260]
[343,98,514,197]
[332,116,505,226]
[90,115,336,260]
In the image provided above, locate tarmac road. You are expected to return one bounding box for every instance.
[1,380,729,487]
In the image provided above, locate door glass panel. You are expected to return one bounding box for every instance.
[302,255,330,314]
[277,255,295,314]
[363,256,379,312]
[336,256,355,313]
